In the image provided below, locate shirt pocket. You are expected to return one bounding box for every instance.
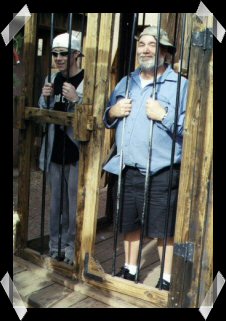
[157,93,171,107]
[115,95,125,104]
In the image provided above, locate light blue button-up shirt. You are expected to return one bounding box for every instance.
[103,65,188,176]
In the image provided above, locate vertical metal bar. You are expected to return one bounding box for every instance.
[158,13,187,290]
[40,13,55,254]
[186,17,193,78]
[79,13,85,68]
[135,13,162,283]
[66,14,73,82]
[142,13,146,26]
[172,13,179,69]
[152,15,162,99]
[57,13,73,259]
[112,13,138,276]
[81,13,85,52]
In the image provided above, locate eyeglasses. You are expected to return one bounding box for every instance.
[51,51,74,57]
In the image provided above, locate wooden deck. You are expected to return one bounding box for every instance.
[14,224,161,308]
[14,170,162,308]
[13,255,158,308]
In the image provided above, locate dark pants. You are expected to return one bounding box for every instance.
[113,165,180,238]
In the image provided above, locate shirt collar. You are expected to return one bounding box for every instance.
[131,64,177,84]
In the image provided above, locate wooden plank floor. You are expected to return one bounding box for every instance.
[13,172,161,308]
[94,224,161,288]
[13,254,158,308]
[25,223,161,288]
[13,257,120,308]
[13,225,161,309]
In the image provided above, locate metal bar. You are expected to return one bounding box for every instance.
[79,13,85,68]
[186,17,193,78]
[158,13,187,290]
[57,13,73,259]
[142,13,146,26]
[40,13,55,254]
[66,13,73,83]
[172,13,179,69]
[135,13,162,283]
[112,13,138,276]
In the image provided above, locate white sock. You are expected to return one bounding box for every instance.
[127,264,137,275]
[163,273,171,283]
[124,263,129,269]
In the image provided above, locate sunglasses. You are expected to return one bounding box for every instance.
[51,51,74,57]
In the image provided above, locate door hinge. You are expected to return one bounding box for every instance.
[174,242,195,262]
[84,252,103,282]
[192,28,213,50]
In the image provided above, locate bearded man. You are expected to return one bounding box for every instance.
[103,26,188,290]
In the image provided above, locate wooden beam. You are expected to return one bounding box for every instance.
[183,41,213,308]
[14,255,158,308]
[24,107,74,126]
[81,246,167,307]
[19,248,75,279]
[198,165,213,306]
[83,256,168,307]
[23,14,37,106]
[24,105,94,131]
[17,14,37,250]
[74,105,94,141]
[75,13,101,275]
[76,14,115,277]
[168,16,213,308]
[73,12,100,142]
[14,96,26,129]
[85,276,168,307]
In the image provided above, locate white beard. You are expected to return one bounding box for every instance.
[139,56,165,72]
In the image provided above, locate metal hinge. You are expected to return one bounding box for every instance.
[192,28,213,50]
[84,253,103,282]
[174,242,195,262]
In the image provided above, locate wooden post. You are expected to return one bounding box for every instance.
[75,13,101,275]
[75,13,115,276]
[198,165,213,306]
[17,14,37,250]
[14,96,26,130]
[161,13,189,72]
[168,16,213,308]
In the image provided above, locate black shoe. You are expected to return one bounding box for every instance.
[116,266,129,278]
[116,266,136,281]
[124,271,136,281]
[155,278,170,291]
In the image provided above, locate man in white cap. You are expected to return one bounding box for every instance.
[39,32,84,265]
[103,26,188,290]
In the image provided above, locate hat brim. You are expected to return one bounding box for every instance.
[159,41,176,55]
[138,30,176,55]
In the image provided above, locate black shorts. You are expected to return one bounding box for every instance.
[113,165,180,238]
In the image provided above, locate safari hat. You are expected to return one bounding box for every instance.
[138,26,176,54]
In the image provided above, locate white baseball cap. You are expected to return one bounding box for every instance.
[52,31,84,56]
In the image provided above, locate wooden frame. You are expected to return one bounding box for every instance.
[168,15,213,308]
[15,13,213,308]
